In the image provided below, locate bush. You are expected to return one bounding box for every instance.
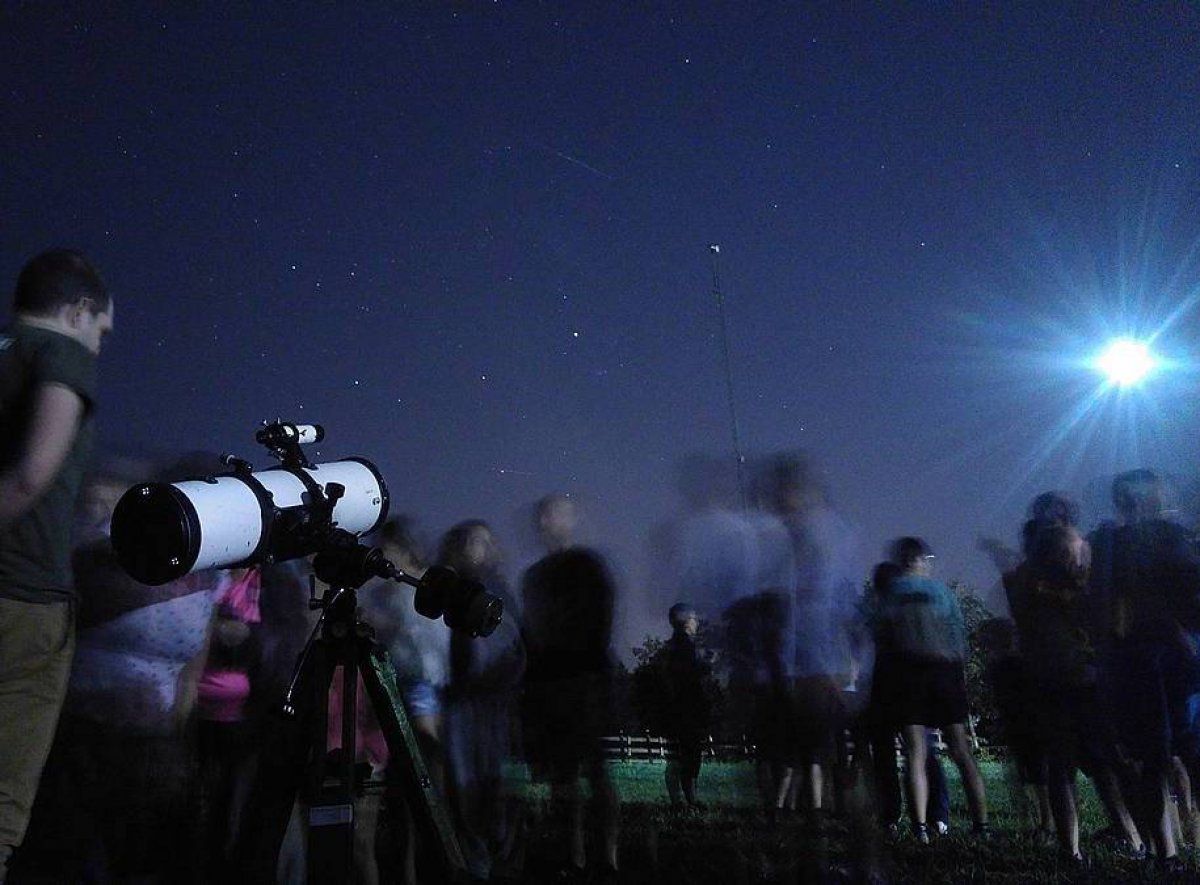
[949,582,1003,745]
[629,631,724,736]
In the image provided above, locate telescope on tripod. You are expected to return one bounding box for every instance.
[110,421,502,882]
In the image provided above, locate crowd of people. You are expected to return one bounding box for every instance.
[654,456,1200,874]
[2,249,1200,884]
[986,477,1200,868]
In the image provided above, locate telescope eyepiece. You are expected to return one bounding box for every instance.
[255,422,325,448]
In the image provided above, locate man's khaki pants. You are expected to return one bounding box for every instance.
[0,597,74,880]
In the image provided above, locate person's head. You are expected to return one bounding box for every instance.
[678,453,737,511]
[890,536,933,576]
[1112,469,1166,524]
[871,560,901,597]
[377,516,426,576]
[13,249,114,355]
[757,451,825,516]
[535,493,577,551]
[155,450,226,483]
[669,602,699,636]
[1027,492,1078,528]
[75,456,150,539]
[437,519,499,580]
[1027,522,1086,587]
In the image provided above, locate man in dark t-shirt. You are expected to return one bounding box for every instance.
[520,494,619,875]
[0,250,113,880]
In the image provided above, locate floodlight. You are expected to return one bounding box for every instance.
[1095,338,1156,388]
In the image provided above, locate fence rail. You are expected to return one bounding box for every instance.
[601,718,985,763]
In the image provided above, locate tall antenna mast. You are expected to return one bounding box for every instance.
[709,244,748,510]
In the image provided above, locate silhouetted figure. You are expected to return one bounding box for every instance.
[196,566,264,883]
[757,453,860,819]
[15,462,216,883]
[438,521,525,880]
[873,537,989,842]
[520,495,619,876]
[665,454,790,816]
[977,618,1052,841]
[1089,470,1200,866]
[660,603,712,808]
[865,561,950,838]
[1006,508,1142,862]
[358,517,445,885]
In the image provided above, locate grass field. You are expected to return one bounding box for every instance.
[505,759,1197,883]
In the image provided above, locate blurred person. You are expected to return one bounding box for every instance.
[0,249,113,880]
[873,537,989,842]
[976,618,1052,842]
[195,566,264,882]
[520,494,619,877]
[663,454,793,817]
[864,561,950,840]
[15,459,221,882]
[357,517,449,885]
[1088,470,1200,866]
[718,462,798,819]
[437,521,525,880]
[669,455,761,620]
[656,455,789,817]
[758,453,860,821]
[248,560,313,885]
[360,518,448,788]
[1006,495,1144,861]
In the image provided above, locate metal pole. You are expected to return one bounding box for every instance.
[709,244,748,510]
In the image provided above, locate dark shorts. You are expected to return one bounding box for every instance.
[666,735,704,780]
[1100,639,1184,769]
[791,676,841,765]
[522,672,613,783]
[873,655,968,728]
[1030,683,1113,773]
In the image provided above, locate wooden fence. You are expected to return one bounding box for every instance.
[601,717,984,763]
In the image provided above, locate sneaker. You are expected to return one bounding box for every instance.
[1113,839,1147,861]
[914,823,931,845]
[934,821,949,837]
[1158,855,1188,876]
[1062,850,1089,868]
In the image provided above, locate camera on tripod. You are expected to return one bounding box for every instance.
[110,421,503,637]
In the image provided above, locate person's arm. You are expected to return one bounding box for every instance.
[175,620,213,734]
[0,382,84,526]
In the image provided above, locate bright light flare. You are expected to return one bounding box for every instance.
[1095,338,1157,388]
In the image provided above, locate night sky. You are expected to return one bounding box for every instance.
[4,5,1200,647]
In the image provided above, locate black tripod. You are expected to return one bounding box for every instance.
[234,532,497,884]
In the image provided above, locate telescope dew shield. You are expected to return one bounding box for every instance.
[111,458,389,585]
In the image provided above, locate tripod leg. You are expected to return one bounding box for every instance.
[357,638,468,879]
[233,635,336,883]
[306,647,359,885]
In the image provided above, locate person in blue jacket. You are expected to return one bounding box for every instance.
[873,537,989,842]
